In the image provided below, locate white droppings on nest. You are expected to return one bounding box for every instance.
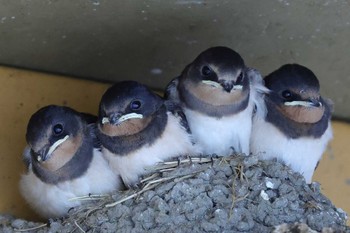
[336,208,348,219]
[266,181,274,189]
[260,190,270,201]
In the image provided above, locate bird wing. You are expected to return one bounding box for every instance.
[246,67,270,118]
[164,77,180,104]
[79,112,98,125]
[164,100,192,137]
[22,146,32,170]
[87,123,102,150]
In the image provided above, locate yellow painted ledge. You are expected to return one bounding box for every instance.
[314,121,350,225]
[0,66,349,224]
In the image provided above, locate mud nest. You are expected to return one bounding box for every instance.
[1,155,349,233]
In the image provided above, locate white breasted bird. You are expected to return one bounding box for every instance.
[20,105,121,218]
[165,46,268,156]
[97,81,202,188]
[250,64,333,183]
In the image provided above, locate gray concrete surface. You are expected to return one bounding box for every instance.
[0,0,349,118]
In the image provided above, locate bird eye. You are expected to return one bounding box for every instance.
[53,124,63,135]
[201,66,212,76]
[236,72,244,84]
[130,100,142,110]
[282,90,293,100]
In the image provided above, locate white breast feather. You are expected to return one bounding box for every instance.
[250,116,333,183]
[184,103,254,156]
[102,113,202,186]
[19,149,120,218]
[182,68,268,157]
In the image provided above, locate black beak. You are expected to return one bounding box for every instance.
[108,112,122,125]
[219,80,234,93]
[31,147,49,162]
[309,99,322,107]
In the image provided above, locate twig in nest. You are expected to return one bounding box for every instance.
[105,183,159,208]
[174,173,198,182]
[106,167,207,208]
[229,179,236,218]
[74,220,86,233]
[234,163,248,182]
[140,173,160,183]
[85,203,106,218]
[229,179,249,219]
[14,223,47,232]
[68,194,110,202]
[106,174,187,208]
[158,167,177,173]
[142,174,184,190]
[304,201,322,210]
[218,156,232,166]
[145,157,214,172]
[65,201,108,232]
[66,156,235,222]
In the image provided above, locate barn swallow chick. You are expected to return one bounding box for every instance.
[20,105,121,218]
[165,46,268,156]
[97,81,201,187]
[250,64,333,183]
